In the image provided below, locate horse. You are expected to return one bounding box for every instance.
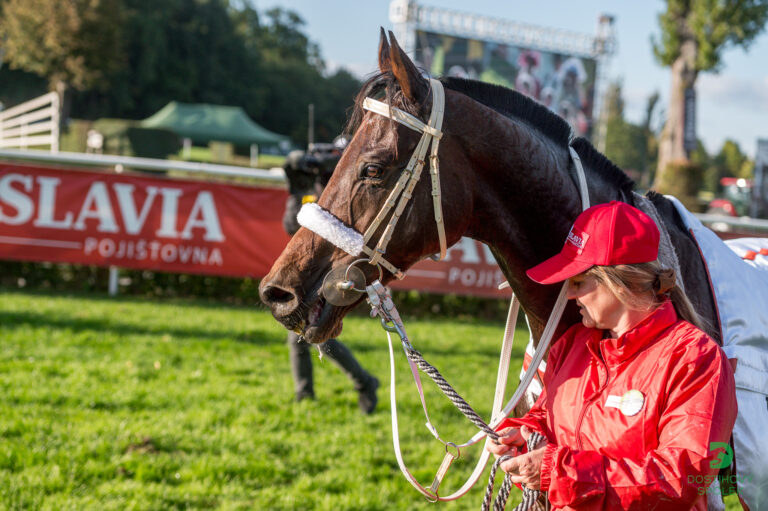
[259,30,748,507]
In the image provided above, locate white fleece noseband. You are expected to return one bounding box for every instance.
[297,203,364,257]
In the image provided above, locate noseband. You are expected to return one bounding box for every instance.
[298,78,447,281]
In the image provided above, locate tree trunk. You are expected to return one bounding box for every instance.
[654,37,698,190]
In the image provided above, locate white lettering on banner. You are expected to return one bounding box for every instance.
[0,173,34,225]
[73,182,119,233]
[444,237,497,264]
[34,177,73,229]
[447,267,505,287]
[0,173,226,242]
[155,188,182,238]
[445,237,481,263]
[84,237,223,266]
[482,243,496,264]
[179,191,224,242]
[113,184,158,234]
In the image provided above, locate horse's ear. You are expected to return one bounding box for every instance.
[388,30,428,104]
[378,27,392,73]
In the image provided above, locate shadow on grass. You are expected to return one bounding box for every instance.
[0,309,284,346]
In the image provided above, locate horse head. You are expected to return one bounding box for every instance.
[259,30,475,343]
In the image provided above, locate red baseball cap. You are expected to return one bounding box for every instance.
[526,201,660,284]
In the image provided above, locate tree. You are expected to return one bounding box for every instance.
[603,81,660,189]
[230,5,360,145]
[652,0,768,190]
[1,0,360,147]
[0,0,125,122]
[704,139,754,192]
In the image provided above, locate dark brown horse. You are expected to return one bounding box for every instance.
[259,30,718,355]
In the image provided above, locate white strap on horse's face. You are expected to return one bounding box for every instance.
[297,203,363,257]
[296,78,447,279]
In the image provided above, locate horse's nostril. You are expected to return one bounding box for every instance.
[261,283,296,306]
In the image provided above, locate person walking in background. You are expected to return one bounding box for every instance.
[281,136,379,414]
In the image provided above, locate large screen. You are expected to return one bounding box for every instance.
[414,30,598,138]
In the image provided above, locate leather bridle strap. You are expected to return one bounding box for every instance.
[361,78,447,271]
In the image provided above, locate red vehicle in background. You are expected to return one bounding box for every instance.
[708,177,753,217]
[707,139,768,219]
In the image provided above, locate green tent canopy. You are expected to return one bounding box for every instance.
[140,101,289,146]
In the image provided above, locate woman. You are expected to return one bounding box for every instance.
[488,201,737,510]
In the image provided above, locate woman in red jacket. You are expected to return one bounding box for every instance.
[488,201,737,510]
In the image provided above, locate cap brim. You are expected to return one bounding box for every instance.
[526,253,594,285]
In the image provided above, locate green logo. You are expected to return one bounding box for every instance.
[709,442,733,469]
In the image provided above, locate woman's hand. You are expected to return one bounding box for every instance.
[486,426,525,458]
[499,426,548,490]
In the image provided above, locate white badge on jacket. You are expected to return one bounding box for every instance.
[605,390,645,416]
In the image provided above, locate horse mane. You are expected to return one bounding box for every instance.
[570,138,635,199]
[346,73,634,197]
[440,76,572,147]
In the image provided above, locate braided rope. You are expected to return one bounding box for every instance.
[403,345,544,510]
[482,432,544,511]
[405,346,497,438]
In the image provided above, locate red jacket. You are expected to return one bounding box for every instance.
[505,301,737,510]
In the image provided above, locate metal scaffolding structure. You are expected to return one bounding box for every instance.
[389,0,616,151]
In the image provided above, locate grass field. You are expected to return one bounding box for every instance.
[0,290,741,510]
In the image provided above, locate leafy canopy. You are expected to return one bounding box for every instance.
[653,0,768,71]
[0,0,124,90]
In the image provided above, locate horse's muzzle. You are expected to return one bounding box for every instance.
[259,280,300,325]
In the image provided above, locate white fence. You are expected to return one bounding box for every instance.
[0,148,286,182]
[0,92,60,152]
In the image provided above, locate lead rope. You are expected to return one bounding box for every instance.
[399,341,545,511]
[483,431,545,511]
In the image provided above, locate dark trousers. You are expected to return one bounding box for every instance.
[287,331,371,398]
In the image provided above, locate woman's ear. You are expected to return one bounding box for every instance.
[387,31,428,104]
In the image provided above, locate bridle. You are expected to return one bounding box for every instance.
[296,76,591,506]
[358,78,448,278]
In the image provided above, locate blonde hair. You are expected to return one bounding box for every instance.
[585,261,710,333]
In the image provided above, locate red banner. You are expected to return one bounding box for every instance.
[390,237,512,298]
[1,162,514,297]
[0,162,291,277]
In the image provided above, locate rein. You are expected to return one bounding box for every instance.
[297,78,591,508]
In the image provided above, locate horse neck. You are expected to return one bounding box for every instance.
[448,98,625,337]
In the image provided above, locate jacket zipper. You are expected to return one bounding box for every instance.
[575,349,610,451]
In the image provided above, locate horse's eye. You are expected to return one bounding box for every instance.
[361,164,384,179]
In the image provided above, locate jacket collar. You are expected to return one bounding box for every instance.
[587,300,678,367]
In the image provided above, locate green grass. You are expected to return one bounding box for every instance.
[0,290,742,510]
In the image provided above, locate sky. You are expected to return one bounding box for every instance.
[258,0,768,158]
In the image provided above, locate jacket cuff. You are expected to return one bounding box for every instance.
[539,443,558,492]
